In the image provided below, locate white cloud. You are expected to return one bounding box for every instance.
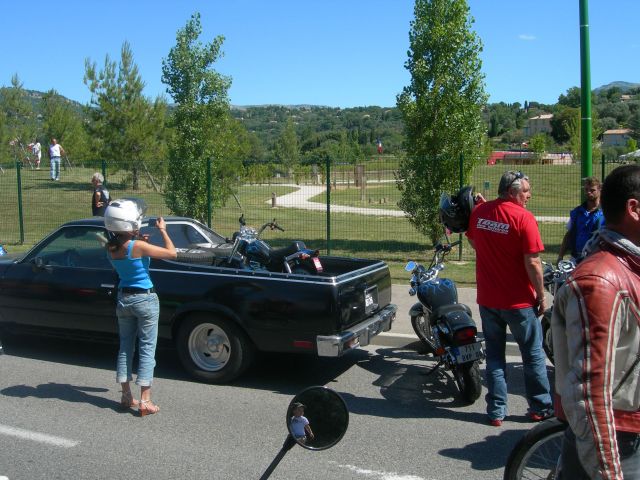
[518,34,537,41]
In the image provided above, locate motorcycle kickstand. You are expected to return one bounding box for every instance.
[422,359,444,376]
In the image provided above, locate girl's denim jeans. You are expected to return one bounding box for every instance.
[116,292,160,387]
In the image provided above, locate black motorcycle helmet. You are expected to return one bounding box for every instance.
[439,186,475,233]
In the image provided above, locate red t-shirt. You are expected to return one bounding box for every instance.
[466,198,544,309]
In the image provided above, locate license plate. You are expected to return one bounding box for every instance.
[312,256,323,272]
[452,342,483,363]
[364,286,378,314]
[365,291,374,308]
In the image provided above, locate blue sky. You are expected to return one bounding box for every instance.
[1,1,638,108]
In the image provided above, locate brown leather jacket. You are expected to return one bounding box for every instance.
[552,230,640,479]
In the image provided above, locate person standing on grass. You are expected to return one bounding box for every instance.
[48,138,65,181]
[552,165,640,479]
[466,170,553,427]
[557,176,604,264]
[29,139,42,169]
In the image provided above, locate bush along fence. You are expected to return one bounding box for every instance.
[0,155,622,267]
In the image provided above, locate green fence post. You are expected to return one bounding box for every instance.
[601,153,605,181]
[326,156,331,255]
[206,158,212,228]
[101,159,107,186]
[458,153,463,261]
[16,161,24,244]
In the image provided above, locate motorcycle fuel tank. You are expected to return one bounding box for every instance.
[246,239,272,265]
[417,278,458,309]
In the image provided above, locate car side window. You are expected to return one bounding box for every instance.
[26,227,112,269]
[140,223,208,248]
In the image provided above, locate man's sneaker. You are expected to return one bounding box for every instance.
[489,417,503,427]
[527,410,553,422]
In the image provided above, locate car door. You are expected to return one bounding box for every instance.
[0,225,119,335]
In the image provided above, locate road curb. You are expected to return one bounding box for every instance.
[373,331,521,356]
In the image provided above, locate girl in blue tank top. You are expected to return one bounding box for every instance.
[105,206,176,417]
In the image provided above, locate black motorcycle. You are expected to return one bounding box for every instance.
[227,215,323,275]
[540,259,576,364]
[406,239,484,404]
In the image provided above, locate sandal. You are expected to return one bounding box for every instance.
[120,391,139,410]
[139,400,160,417]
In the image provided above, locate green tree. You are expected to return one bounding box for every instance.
[41,89,91,162]
[629,110,640,141]
[161,12,245,220]
[84,42,168,188]
[558,87,581,108]
[0,75,35,163]
[529,133,549,161]
[396,0,487,242]
[274,117,299,174]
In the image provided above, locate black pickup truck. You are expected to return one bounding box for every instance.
[0,217,396,382]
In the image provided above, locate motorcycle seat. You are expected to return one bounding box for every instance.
[432,303,472,319]
[268,241,307,266]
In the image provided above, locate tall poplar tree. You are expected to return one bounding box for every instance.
[396,0,487,242]
[162,12,246,221]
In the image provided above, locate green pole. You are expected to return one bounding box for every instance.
[601,153,605,182]
[16,161,24,244]
[458,153,463,261]
[101,159,107,186]
[326,157,331,255]
[579,0,592,181]
[206,158,212,228]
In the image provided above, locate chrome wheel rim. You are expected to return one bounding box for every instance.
[188,323,231,372]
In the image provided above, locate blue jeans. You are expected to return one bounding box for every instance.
[558,426,640,479]
[479,306,552,420]
[50,156,60,180]
[116,292,160,387]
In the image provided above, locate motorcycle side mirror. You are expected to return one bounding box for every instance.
[405,261,417,272]
[239,214,245,226]
[260,387,349,479]
[286,386,349,451]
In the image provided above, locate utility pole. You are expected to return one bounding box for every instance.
[579,0,592,180]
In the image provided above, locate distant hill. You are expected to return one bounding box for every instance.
[593,81,640,93]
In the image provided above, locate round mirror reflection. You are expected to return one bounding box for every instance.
[286,386,349,451]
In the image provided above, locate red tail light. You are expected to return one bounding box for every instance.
[293,340,314,350]
[454,327,477,345]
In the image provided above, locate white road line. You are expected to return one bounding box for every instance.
[0,424,79,448]
[329,462,430,480]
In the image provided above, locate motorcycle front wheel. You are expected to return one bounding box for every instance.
[503,417,566,480]
[453,361,482,404]
[410,314,436,354]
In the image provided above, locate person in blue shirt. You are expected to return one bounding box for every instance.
[105,199,176,416]
[557,177,604,264]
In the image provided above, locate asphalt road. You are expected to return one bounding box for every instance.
[0,333,554,480]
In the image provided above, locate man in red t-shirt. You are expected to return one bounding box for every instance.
[466,170,552,427]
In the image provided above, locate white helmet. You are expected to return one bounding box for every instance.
[104,198,146,232]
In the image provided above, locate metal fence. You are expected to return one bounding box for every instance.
[0,156,623,267]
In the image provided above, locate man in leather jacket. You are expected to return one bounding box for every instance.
[552,164,640,479]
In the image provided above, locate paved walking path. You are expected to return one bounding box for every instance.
[272,184,407,217]
[271,184,569,222]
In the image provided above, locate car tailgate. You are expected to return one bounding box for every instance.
[331,258,393,331]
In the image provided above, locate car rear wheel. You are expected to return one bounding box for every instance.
[176,313,255,383]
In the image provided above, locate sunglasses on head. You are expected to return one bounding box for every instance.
[508,171,526,189]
